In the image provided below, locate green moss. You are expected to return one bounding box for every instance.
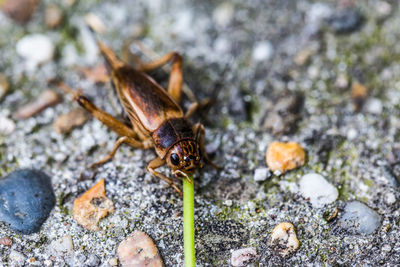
[57,192,71,216]
[215,204,241,221]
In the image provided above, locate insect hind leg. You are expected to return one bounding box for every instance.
[56,82,139,139]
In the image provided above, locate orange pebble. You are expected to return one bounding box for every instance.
[266,142,305,173]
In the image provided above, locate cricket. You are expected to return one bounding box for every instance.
[57,41,218,196]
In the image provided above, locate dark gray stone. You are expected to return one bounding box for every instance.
[327,8,364,34]
[0,169,55,234]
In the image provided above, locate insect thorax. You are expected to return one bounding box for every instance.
[152,118,195,159]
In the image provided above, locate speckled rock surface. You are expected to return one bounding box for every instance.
[1,0,400,266]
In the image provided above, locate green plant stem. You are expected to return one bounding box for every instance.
[183,176,195,267]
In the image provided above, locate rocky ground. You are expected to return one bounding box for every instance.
[1,0,400,266]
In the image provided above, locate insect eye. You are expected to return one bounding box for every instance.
[170,153,180,165]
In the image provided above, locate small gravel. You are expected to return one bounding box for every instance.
[8,250,26,264]
[231,247,257,267]
[298,173,338,208]
[1,0,400,265]
[253,168,268,182]
[252,41,274,62]
[16,34,55,71]
[339,201,382,235]
[0,116,16,135]
[270,222,300,258]
[117,231,163,267]
[48,235,74,256]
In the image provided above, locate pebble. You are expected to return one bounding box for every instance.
[327,8,364,34]
[294,47,315,66]
[16,34,55,70]
[351,81,368,111]
[382,244,392,253]
[1,0,40,25]
[335,73,349,89]
[266,142,306,174]
[44,4,63,29]
[384,192,396,205]
[85,13,106,33]
[13,89,61,119]
[85,254,100,266]
[365,98,383,114]
[49,235,74,256]
[305,3,332,36]
[62,44,80,66]
[53,107,91,134]
[77,64,109,84]
[117,231,164,267]
[376,1,391,18]
[229,88,247,120]
[339,201,381,234]
[0,116,16,135]
[252,41,274,62]
[298,173,338,208]
[224,199,233,206]
[0,73,10,101]
[0,236,13,246]
[108,258,118,266]
[213,2,235,28]
[270,222,300,258]
[231,247,257,267]
[0,169,55,234]
[9,250,26,263]
[253,168,268,182]
[263,93,304,135]
[346,128,357,140]
[73,179,114,231]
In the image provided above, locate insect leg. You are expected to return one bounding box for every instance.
[147,157,183,197]
[57,82,139,139]
[134,52,183,103]
[193,123,220,170]
[184,102,199,118]
[90,136,153,169]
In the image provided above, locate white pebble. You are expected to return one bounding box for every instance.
[172,10,194,40]
[214,37,231,53]
[254,167,268,182]
[384,192,396,205]
[299,173,338,208]
[382,244,392,253]
[61,44,79,66]
[231,247,257,267]
[377,1,391,17]
[79,22,99,64]
[9,250,26,263]
[213,2,235,27]
[305,3,332,36]
[49,235,74,256]
[252,41,274,61]
[346,128,358,140]
[16,34,55,70]
[339,201,381,234]
[0,116,16,135]
[365,98,383,114]
[224,199,233,206]
[108,258,118,266]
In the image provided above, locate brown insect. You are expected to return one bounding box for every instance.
[58,41,218,196]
